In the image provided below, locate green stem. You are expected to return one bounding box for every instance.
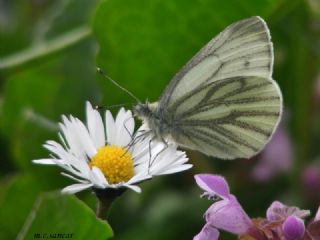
[94,188,126,221]
[96,198,113,221]
[0,26,91,72]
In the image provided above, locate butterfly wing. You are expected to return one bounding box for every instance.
[170,76,282,159]
[157,16,282,159]
[159,16,273,109]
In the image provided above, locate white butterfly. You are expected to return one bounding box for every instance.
[133,16,283,160]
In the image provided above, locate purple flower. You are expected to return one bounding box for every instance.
[267,201,286,221]
[194,174,252,238]
[205,195,252,234]
[282,215,305,240]
[266,201,310,221]
[265,201,312,240]
[305,206,320,239]
[315,207,320,221]
[194,223,219,240]
[194,174,319,240]
[195,174,230,199]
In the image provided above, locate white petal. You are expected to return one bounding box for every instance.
[45,146,91,181]
[133,162,149,175]
[115,108,133,146]
[43,141,70,160]
[155,164,193,175]
[144,143,191,176]
[151,149,177,170]
[60,116,96,160]
[119,111,134,146]
[33,159,58,165]
[127,171,151,184]
[86,102,105,148]
[61,183,93,194]
[72,117,97,158]
[68,158,92,180]
[90,167,108,187]
[122,184,141,193]
[59,116,86,159]
[62,116,88,157]
[61,172,88,183]
[132,144,150,165]
[114,108,126,145]
[105,110,116,145]
[44,141,91,178]
[125,113,134,136]
[131,132,154,164]
[58,132,69,151]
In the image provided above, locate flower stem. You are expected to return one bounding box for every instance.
[94,188,126,221]
[96,198,112,220]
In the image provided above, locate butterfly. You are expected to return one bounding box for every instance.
[133,16,282,160]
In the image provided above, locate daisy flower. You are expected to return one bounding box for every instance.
[33,102,192,194]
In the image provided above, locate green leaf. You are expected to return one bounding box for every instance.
[17,192,113,240]
[108,186,209,240]
[0,175,61,239]
[0,0,100,172]
[93,0,292,106]
[1,39,99,171]
[0,0,97,63]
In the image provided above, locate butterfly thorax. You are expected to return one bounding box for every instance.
[133,102,174,140]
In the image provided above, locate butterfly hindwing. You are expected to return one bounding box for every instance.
[169,76,282,159]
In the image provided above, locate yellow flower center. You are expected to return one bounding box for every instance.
[90,145,134,184]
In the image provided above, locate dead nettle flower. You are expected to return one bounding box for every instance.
[307,207,320,239]
[194,174,253,240]
[259,201,320,240]
[194,174,320,240]
[33,102,192,219]
[260,201,310,240]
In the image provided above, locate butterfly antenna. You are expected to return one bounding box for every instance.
[97,67,141,103]
[95,103,132,110]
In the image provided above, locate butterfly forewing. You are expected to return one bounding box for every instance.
[170,76,282,159]
[159,16,273,109]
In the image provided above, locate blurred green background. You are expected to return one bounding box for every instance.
[1,0,320,239]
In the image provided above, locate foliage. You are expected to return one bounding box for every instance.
[1,0,320,239]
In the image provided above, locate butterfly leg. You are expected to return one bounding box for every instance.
[123,116,134,145]
[147,136,157,174]
[149,138,169,171]
[121,116,147,157]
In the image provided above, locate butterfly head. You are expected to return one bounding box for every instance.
[133,101,158,120]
